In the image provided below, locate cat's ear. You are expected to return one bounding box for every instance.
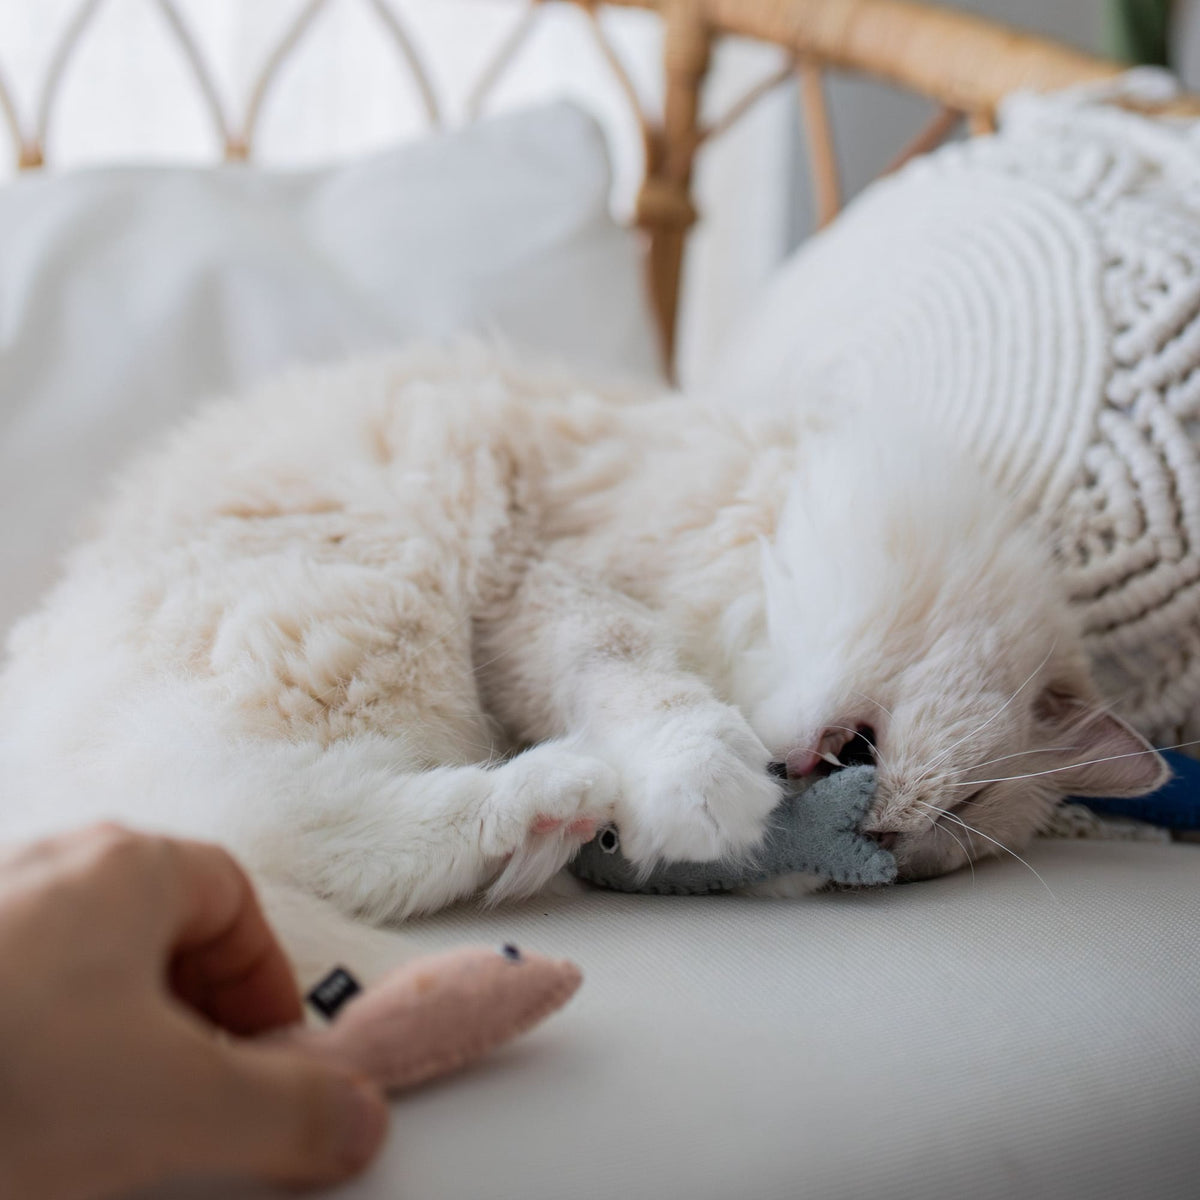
[1035,690,1170,798]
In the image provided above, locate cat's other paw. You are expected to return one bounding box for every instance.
[483,742,618,901]
[609,703,779,865]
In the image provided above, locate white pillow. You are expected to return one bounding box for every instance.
[712,82,1200,750]
[0,102,660,635]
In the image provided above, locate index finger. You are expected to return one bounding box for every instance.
[155,838,305,1036]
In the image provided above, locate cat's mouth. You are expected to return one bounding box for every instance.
[778,727,985,865]
[783,725,877,778]
[833,728,876,769]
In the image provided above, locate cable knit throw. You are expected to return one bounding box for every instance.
[716,73,1200,750]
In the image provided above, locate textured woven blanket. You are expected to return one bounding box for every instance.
[718,73,1200,750]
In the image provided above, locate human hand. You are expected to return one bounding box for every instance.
[0,824,389,1200]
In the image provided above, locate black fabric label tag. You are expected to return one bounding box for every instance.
[306,966,362,1020]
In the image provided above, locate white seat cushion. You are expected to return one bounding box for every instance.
[157,840,1200,1200]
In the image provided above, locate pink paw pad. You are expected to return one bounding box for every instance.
[567,817,597,840]
[529,815,598,839]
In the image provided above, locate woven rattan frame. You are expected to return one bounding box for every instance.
[4,0,1197,374]
[613,0,1200,368]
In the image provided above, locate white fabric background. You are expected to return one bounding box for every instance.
[0,0,795,386]
[0,102,659,635]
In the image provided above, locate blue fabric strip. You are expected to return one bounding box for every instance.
[1071,751,1200,830]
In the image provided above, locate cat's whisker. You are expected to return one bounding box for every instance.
[412,613,473,660]
[471,643,521,676]
[459,737,505,763]
[918,801,1057,900]
[949,737,1200,788]
[949,791,986,807]
[825,723,892,773]
[916,807,974,884]
[914,641,1057,781]
[946,745,1079,776]
[849,689,895,720]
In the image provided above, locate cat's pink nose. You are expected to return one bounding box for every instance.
[867,830,898,851]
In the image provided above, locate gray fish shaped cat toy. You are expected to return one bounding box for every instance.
[570,764,896,894]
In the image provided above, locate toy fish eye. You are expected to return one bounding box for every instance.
[500,943,522,962]
[597,827,620,854]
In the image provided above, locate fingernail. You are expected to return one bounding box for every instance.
[335,1077,389,1172]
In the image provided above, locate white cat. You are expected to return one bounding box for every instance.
[0,345,1167,975]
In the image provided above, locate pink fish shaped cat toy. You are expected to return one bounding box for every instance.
[275,944,582,1092]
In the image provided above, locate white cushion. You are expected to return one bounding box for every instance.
[153,840,1200,1200]
[711,81,1200,750]
[0,102,659,637]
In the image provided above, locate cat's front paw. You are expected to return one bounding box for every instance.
[483,741,619,901]
[610,703,779,865]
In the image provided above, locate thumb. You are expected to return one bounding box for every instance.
[181,1036,390,1187]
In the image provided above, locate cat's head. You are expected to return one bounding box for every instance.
[733,421,1168,881]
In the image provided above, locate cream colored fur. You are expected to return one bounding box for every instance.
[0,346,1167,975]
